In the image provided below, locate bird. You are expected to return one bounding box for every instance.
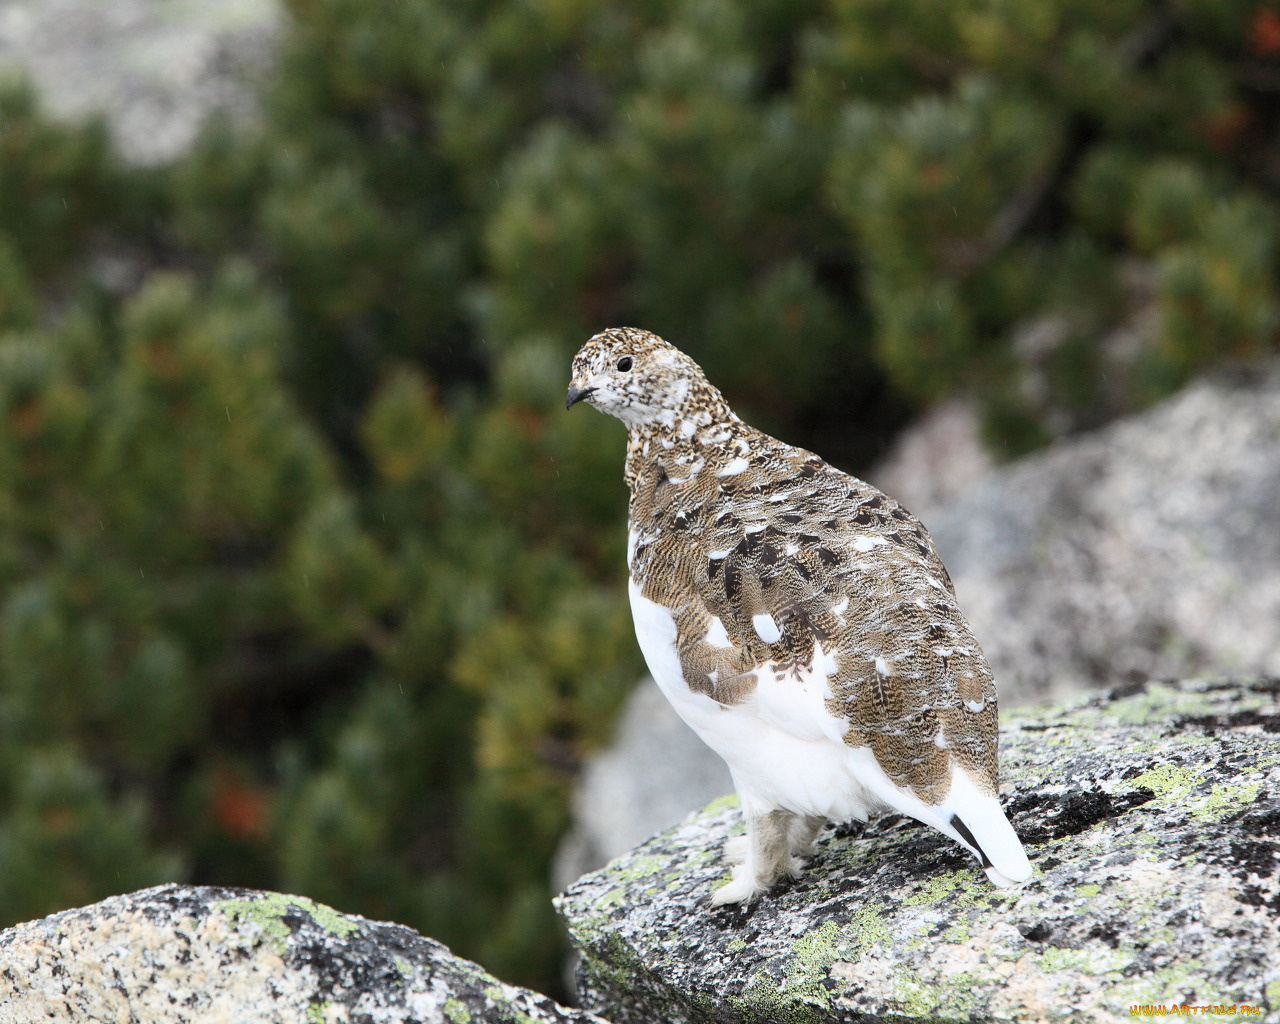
[565,326,1032,904]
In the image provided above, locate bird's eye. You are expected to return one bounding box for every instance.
[616,356,633,372]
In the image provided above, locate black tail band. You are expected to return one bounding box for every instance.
[949,814,994,869]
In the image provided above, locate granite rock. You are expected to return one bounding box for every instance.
[0,884,609,1024]
[869,398,995,523]
[900,364,1280,706]
[0,0,278,164]
[556,677,1280,1024]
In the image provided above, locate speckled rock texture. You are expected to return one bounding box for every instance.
[0,884,609,1024]
[556,678,1280,1024]
[0,0,278,164]
[912,364,1280,706]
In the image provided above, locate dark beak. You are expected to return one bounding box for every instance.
[565,385,595,410]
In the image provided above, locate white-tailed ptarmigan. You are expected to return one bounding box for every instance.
[566,327,1033,904]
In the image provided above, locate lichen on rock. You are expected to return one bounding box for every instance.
[0,884,609,1024]
[556,678,1280,1024]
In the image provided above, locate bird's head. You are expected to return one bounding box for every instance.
[566,327,717,429]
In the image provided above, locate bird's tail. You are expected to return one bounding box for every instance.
[935,765,1032,886]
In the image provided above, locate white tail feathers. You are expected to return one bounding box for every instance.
[825,746,1034,887]
[938,767,1033,886]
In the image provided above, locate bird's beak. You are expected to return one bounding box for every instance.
[565,385,595,410]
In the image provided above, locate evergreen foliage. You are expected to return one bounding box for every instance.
[0,0,1277,996]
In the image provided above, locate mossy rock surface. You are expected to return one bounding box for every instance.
[556,678,1280,1024]
[0,883,609,1024]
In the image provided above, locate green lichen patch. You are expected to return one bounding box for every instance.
[443,995,471,1023]
[1127,762,1207,802]
[1194,779,1263,820]
[731,921,865,1024]
[603,851,668,882]
[702,793,741,815]
[213,891,359,955]
[890,966,987,1021]
[901,867,998,910]
[1033,944,1130,977]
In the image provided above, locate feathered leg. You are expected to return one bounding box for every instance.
[785,814,826,875]
[712,808,795,905]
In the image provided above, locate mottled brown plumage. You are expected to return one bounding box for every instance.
[567,327,1030,902]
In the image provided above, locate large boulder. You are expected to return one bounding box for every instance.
[0,884,609,1024]
[556,677,1280,1024]
[0,0,278,164]
[891,364,1280,706]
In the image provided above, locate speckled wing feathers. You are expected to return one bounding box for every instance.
[626,424,999,805]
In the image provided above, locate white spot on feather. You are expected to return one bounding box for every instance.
[965,699,986,713]
[831,597,849,616]
[667,459,704,484]
[813,642,839,692]
[875,657,892,676]
[853,536,887,552]
[717,457,749,476]
[752,613,781,644]
[704,617,734,649]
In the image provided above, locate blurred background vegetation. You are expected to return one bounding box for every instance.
[1,0,1277,997]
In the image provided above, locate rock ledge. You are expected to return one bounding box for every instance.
[556,678,1280,1024]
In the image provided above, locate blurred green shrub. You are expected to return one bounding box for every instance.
[0,0,1277,997]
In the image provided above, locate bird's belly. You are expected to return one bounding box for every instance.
[704,716,883,821]
[628,578,882,821]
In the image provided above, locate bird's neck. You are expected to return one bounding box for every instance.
[623,388,744,494]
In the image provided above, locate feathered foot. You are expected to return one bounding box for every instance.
[712,810,827,904]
